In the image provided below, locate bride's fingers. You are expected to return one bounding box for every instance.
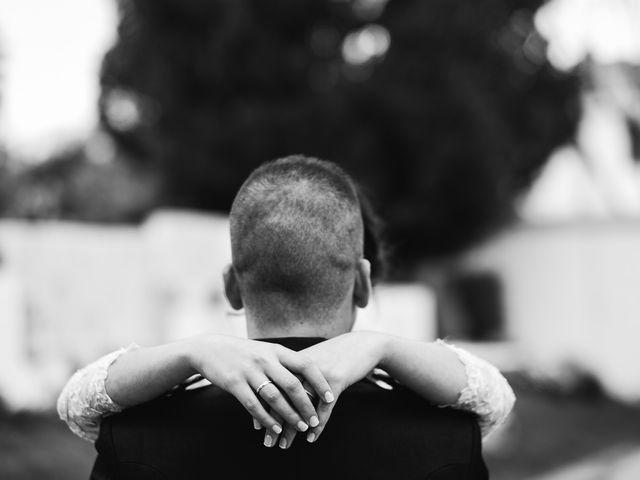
[263,411,283,448]
[278,421,298,450]
[263,409,298,449]
[229,384,282,435]
[307,395,338,443]
[252,417,261,430]
[251,372,308,432]
[277,348,334,404]
[266,364,319,429]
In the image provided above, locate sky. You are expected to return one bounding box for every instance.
[536,0,640,69]
[523,0,640,222]
[0,0,116,160]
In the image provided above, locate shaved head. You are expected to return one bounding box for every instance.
[229,155,364,324]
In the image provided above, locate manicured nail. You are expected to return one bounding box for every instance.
[297,421,309,432]
[272,424,282,434]
[324,391,334,403]
[253,419,261,430]
[309,416,319,428]
[279,437,287,449]
[264,435,273,447]
[307,432,316,443]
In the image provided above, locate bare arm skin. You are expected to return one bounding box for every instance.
[105,334,333,434]
[105,341,194,406]
[265,331,513,449]
[59,331,511,446]
[379,334,468,405]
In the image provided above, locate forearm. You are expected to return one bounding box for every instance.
[379,336,467,405]
[378,335,515,437]
[106,339,196,406]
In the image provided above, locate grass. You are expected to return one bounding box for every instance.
[2,378,640,479]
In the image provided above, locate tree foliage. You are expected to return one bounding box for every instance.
[100,0,580,267]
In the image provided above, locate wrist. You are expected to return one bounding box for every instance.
[174,337,201,377]
[361,331,391,368]
[377,334,401,370]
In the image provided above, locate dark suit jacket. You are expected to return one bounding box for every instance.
[92,337,488,480]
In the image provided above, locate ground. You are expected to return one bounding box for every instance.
[486,377,640,479]
[0,410,94,480]
[2,378,640,479]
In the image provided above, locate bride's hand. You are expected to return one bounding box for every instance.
[262,332,387,449]
[187,335,334,435]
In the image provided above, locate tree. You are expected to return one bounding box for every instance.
[100,0,580,269]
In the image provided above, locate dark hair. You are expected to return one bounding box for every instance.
[357,186,388,285]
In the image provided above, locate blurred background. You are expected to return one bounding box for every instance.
[1,0,640,478]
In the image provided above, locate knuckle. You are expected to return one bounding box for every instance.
[244,398,259,413]
[297,354,313,370]
[326,368,341,386]
[263,387,280,402]
[284,378,301,393]
[223,374,241,389]
[260,352,279,368]
[252,354,268,368]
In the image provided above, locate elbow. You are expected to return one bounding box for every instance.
[502,376,517,419]
[56,379,73,423]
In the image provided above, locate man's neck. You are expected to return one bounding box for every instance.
[245,309,354,339]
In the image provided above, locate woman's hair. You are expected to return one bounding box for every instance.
[357,185,388,286]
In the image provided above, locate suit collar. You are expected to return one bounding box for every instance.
[256,337,326,351]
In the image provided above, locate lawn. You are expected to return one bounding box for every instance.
[2,378,640,479]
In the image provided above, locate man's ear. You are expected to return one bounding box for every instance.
[353,259,372,308]
[223,264,244,310]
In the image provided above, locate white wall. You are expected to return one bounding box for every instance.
[466,221,640,402]
[0,212,234,409]
[0,211,436,410]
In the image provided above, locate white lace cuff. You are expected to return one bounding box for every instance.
[436,339,515,438]
[57,344,139,442]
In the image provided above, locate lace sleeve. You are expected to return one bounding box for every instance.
[57,344,139,442]
[436,339,516,438]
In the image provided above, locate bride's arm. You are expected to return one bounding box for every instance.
[380,336,516,437]
[57,345,137,442]
[57,334,334,442]
[269,332,514,448]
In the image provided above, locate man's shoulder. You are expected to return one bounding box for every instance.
[96,380,487,480]
[102,379,482,463]
[105,378,476,433]
[103,383,238,429]
[108,378,468,420]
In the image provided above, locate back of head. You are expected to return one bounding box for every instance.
[229,155,363,323]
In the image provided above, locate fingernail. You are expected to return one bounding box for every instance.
[264,435,273,447]
[324,391,334,403]
[309,416,319,427]
[272,424,282,434]
[297,421,309,432]
[307,432,316,443]
[279,437,287,449]
[253,419,261,430]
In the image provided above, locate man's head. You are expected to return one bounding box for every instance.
[224,155,371,337]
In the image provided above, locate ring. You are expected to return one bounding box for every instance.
[256,380,274,395]
[304,388,316,399]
